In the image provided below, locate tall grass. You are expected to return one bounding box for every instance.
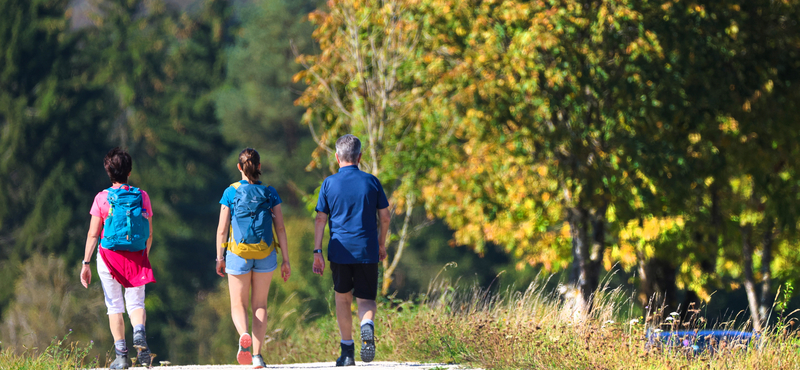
[0,333,97,370]
[261,268,800,370]
[6,268,799,369]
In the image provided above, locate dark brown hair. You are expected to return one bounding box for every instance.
[104,147,132,184]
[239,148,261,183]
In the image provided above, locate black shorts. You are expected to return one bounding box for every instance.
[330,261,379,300]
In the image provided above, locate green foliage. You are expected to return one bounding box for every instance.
[0,0,110,268]
[777,282,795,317]
[1,255,108,353]
[247,277,800,370]
[0,332,97,370]
[215,0,325,208]
[78,0,236,362]
[3,0,800,366]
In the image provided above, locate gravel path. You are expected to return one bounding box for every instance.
[91,362,471,370]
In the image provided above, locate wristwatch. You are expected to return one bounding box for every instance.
[313,249,323,254]
[82,260,91,265]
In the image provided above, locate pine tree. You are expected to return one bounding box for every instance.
[216,0,325,206]
[0,0,110,313]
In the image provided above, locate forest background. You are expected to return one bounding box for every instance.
[1,0,800,365]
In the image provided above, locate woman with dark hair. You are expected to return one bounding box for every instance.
[215,148,291,368]
[80,147,155,369]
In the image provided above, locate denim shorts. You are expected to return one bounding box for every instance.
[225,249,278,275]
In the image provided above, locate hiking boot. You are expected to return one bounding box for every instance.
[237,333,253,365]
[133,330,152,367]
[252,354,266,369]
[335,342,355,366]
[109,350,129,369]
[360,323,375,363]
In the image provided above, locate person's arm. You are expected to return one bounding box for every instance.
[216,205,231,277]
[80,216,104,288]
[377,207,390,261]
[272,204,291,282]
[313,211,328,276]
[146,215,153,257]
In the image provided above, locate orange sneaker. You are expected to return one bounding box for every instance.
[237,333,252,365]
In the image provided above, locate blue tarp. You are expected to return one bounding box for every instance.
[649,330,757,353]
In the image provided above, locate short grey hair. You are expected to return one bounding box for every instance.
[335,134,361,163]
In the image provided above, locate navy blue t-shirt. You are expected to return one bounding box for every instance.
[315,165,389,264]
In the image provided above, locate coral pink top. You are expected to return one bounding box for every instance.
[90,185,156,288]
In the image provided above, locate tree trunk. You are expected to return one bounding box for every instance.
[741,225,763,332]
[381,194,414,295]
[568,206,591,314]
[587,203,608,306]
[759,220,775,321]
[638,257,678,311]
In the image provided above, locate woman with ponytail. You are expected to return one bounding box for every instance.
[215,148,291,368]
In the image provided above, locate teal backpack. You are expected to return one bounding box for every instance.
[101,185,150,252]
[231,182,275,246]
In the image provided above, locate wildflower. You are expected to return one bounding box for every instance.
[654,329,663,333]
[629,319,639,325]
[604,320,615,325]
[670,312,679,317]
[665,317,674,322]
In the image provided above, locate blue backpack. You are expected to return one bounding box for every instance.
[230,182,276,248]
[101,186,150,251]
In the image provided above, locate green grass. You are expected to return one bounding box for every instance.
[260,275,800,370]
[5,274,800,369]
[0,333,97,370]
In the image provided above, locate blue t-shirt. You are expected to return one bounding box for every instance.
[220,180,282,244]
[315,165,389,264]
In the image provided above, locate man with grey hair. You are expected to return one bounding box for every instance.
[335,134,362,163]
[313,134,390,366]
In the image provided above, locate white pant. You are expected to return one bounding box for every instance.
[98,254,146,315]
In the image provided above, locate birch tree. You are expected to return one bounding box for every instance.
[296,0,443,295]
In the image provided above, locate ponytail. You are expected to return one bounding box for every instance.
[238,148,261,183]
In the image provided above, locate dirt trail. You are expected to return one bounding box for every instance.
[92,362,471,370]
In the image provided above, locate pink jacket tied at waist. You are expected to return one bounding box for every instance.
[99,247,156,288]
[91,185,156,288]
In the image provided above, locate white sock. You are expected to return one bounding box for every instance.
[360,319,374,327]
[341,339,354,345]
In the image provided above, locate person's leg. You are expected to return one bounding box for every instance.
[228,272,252,335]
[250,271,274,356]
[353,263,379,363]
[331,262,356,366]
[335,291,354,341]
[124,285,150,366]
[335,291,356,366]
[227,253,257,365]
[228,271,253,365]
[98,255,129,369]
[109,313,125,340]
[356,298,377,323]
[125,285,146,327]
[99,260,126,340]
[129,309,145,327]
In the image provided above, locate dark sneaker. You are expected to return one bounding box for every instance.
[133,330,152,367]
[252,354,266,369]
[109,350,129,369]
[237,333,253,365]
[335,342,355,367]
[360,324,375,363]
